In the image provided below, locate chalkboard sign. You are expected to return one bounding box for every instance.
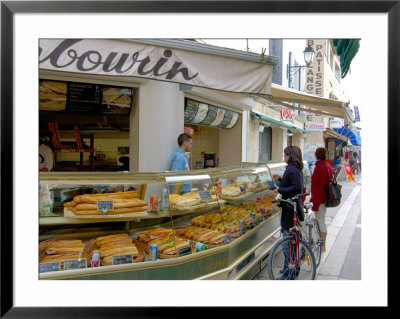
[97,201,114,213]
[200,104,218,126]
[66,82,101,113]
[178,246,192,257]
[39,261,61,273]
[199,191,212,201]
[64,258,87,271]
[112,254,133,265]
[184,99,199,122]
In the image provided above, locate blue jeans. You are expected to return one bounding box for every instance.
[281,229,297,280]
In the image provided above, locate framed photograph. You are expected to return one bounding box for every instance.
[1,0,396,316]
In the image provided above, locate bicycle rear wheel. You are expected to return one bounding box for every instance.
[267,236,316,280]
[309,219,322,267]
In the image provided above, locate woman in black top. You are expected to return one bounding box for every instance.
[273,146,304,279]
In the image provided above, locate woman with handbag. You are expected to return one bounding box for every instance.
[310,147,333,252]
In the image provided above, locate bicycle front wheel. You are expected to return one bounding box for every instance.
[309,219,322,267]
[267,236,317,280]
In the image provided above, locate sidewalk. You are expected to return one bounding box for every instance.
[316,178,361,280]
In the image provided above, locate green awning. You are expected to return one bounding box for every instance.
[332,39,360,78]
[252,111,307,133]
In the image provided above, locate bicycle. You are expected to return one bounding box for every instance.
[267,193,317,280]
[301,202,322,267]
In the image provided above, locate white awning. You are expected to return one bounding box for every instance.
[263,83,354,123]
[39,39,276,95]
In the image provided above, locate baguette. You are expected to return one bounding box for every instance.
[94,233,130,247]
[162,241,191,255]
[71,206,148,215]
[74,199,147,211]
[99,244,138,258]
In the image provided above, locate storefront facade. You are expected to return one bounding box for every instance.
[39,39,276,172]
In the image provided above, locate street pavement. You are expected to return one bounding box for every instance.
[253,171,362,280]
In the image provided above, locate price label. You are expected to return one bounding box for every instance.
[64,258,87,271]
[39,261,60,273]
[252,219,259,228]
[178,246,193,257]
[240,225,247,234]
[112,254,133,265]
[97,201,114,214]
[223,235,232,244]
[199,191,212,201]
[239,185,246,193]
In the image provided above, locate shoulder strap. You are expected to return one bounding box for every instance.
[317,163,332,183]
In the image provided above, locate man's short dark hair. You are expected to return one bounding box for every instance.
[177,133,192,146]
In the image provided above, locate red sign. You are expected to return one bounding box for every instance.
[280,107,295,120]
[343,163,355,182]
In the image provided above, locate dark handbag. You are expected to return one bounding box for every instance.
[320,164,342,207]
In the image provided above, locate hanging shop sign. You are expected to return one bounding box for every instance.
[39,79,133,115]
[305,122,325,131]
[184,98,239,130]
[39,39,273,95]
[305,39,325,97]
[280,107,295,120]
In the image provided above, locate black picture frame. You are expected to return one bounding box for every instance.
[1,1,396,317]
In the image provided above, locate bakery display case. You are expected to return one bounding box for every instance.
[39,165,282,280]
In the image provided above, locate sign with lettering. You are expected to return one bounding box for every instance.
[40,79,133,115]
[343,163,355,182]
[199,191,213,201]
[39,39,273,95]
[97,201,114,213]
[305,122,325,131]
[305,39,325,97]
[112,254,133,265]
[280,107,295,120]
[64,258,87,271]
[178,246,193,257]
[39,261,61,273]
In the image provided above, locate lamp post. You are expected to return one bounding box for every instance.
[287,44,315,88]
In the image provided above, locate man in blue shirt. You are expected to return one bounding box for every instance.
[170,133,192,193]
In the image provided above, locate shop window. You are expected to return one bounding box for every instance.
[259,126,272,162]
[287,134,292,147]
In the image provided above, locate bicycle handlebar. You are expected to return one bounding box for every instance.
[272,192,310,204]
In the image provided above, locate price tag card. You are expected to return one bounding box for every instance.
[223,235,232,244]
[97,201,114,213]
[64,258,87,271]
[199,191,212,201]
[239,185,246,193]
[240,225,247,234]
[112,254,133,265]
[39,261,61,273]
[252,220,259,228]
[178,246,193,257]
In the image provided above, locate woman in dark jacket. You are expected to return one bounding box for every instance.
[273,146,304,279]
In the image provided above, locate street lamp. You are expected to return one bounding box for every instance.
[287,44,315,88]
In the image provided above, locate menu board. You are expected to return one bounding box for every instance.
[199,104,218,126]
[210,108,225,127]
[39,80,133,115]
[191,102,208,123]
[184,99,199,122]
[66,82,101,113]
[226,113,239,129]
[217,110,234,129]
[39,80,67,111]
[101,86,133,115]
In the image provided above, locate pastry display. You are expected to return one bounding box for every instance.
[134,228,192,258]
[90,233,144,265]
[64,190,148,216]
[39,238,89,269]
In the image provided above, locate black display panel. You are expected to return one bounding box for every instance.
[199,104,218,126]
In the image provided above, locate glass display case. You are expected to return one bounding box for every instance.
[39,165,283,280]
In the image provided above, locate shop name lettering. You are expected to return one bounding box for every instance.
[306,40,324,96]
[39,39,199,81]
